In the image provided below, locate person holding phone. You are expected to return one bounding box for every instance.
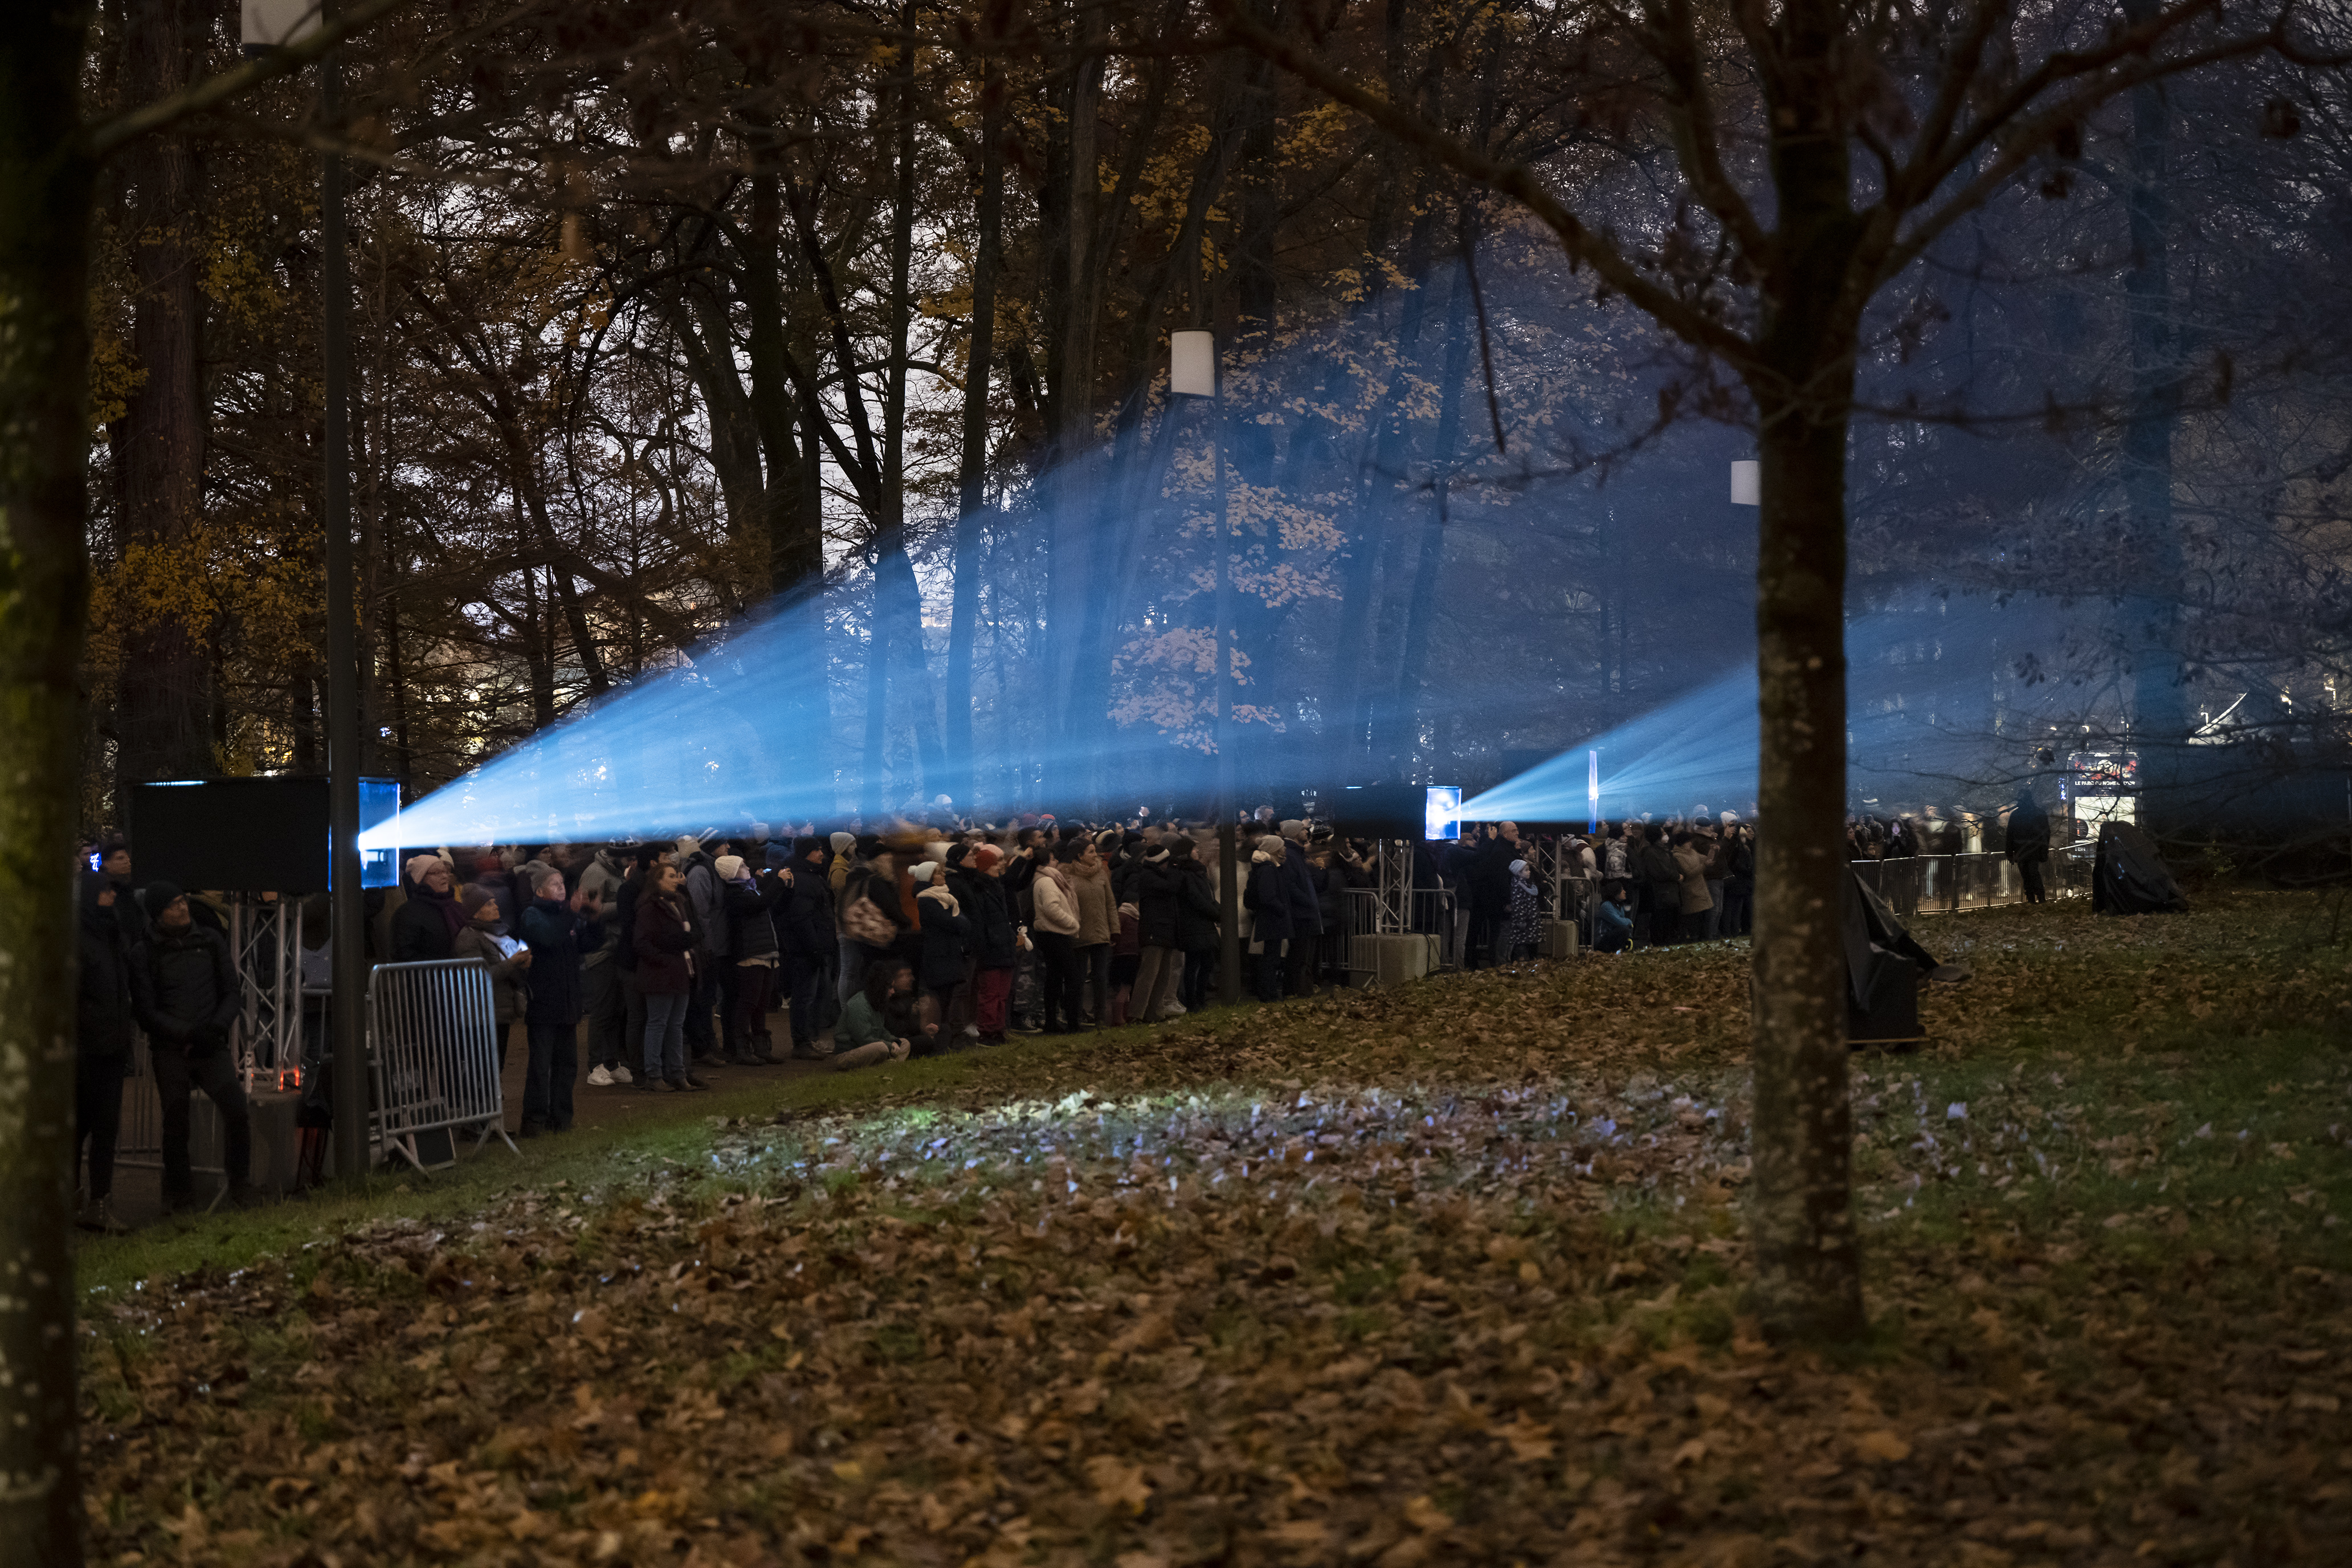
[515,865,603,1134]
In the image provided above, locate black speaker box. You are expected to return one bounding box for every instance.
[127,777,402,893]
[1330,784,1424,839]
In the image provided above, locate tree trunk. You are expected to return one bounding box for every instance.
[947,56,1006,811]
[113,0,209,790]
[1387,251,1475,773]
[2117,11,2187,817]
[0,13,96,1566]
[1745,21,1866,1340]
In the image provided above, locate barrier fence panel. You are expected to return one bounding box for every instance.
[1851,851,2088,916]
[369,958,513,1173]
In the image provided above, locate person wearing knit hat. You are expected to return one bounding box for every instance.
[970,842,1003,871]
[128,868,254,1211]
[714,854,748,883]
[909,861,937,884]
[830,830,856,855]
[675,833,701,858]
[393,856,464,961]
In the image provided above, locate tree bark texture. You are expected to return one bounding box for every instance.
[0,11,96,1564]
[113,0,210,791]
[1745,2,1866,1344]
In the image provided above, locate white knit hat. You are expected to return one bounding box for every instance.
[830,831,856,853]
[909,861,938,884]
[713,855,747,881]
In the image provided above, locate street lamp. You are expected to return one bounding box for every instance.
[1171,330,1242,1007]
[246,0,365,1181]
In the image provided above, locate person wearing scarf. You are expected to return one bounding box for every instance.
[391,855,465,961]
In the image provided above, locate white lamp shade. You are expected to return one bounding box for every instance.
[1170,331,1216,398]
[1730,459,1761,506]
[243,0,324,52]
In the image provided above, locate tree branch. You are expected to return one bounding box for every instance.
[80,0,422,159]
[1207,0,1761,375]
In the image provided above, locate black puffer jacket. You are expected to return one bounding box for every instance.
[1129,856,1179,948]
[77,873,135,1057]
[725,871,791,961]
[1173,854,1222,954]
[391,884,461,962]
[129,921,241,1053]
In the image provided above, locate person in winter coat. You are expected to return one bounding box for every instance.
[76,871,136,1232]
[451,884,532,1073]
[836,846,908,1007]
[1720,826,1755,937]
[1278,820,1326,999]
[914,871,972,1050]
[1637,827,1681,948]
[1245,835,1295,1002]
[2005,787,2052,904]
[1508,859,1543,959]
[1071,840,1116,1028]
[1109,899,1142,1026]
[1031,844,1085,1032]
[832,960,917,1071]
[963,845,1022,1044]
[781,838,838,1058]
[1670,832,1715,944]
[577,847,630,1085]
[1465,830,1516,971]
[1594,885,1635,953]
[391,855,463,961]
[1126,844,1182,1024]
[678,835,729,1065]
[634,861,706,1092]
[516,865,603,1134]
[718,854,791,1064]
[128,880,255,1211]
[1171,838,1222,1012]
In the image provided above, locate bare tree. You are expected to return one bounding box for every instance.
[1214,0,2334,1341]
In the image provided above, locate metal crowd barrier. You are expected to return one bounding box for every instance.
[368,957,513,1173]
[1850,850,2090,917]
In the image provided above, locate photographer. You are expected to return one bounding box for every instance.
[128,880,255,1212]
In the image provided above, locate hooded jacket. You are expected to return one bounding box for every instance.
[1130,854,1179,948]
[77,872,136,1057]
[1031,864,1081,937]
[129,916,241,1052]
[914,885,973,988]
[1244,841,1295,945]
[1071,858,1116,946]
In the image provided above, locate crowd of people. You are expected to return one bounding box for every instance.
[74,788,2062,1234]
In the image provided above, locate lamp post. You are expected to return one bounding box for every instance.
[1171,330,1242,1007]
[246,0,365,1179]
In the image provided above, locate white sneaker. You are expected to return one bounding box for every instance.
[611,1063,632,1083]
[586,1064,614,1087]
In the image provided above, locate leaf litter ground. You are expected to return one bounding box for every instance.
[82,891,2352,1565]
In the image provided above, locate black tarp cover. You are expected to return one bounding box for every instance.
[2093,822,2188,915]
[1844,868,1930,1044]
